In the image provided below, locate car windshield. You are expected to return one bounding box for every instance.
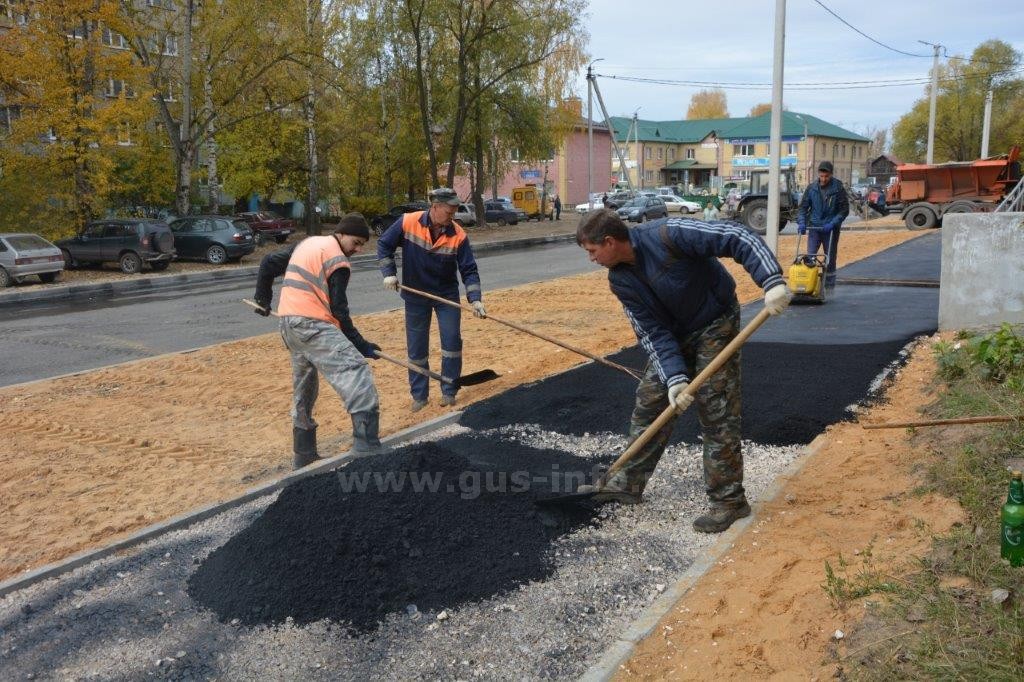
[4,235,53,251]
[232,220,251,231]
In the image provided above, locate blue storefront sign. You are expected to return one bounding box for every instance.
[732,156,798,167]
[519,169,542,179]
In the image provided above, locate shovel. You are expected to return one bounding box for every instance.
[398,284,643,381]
[241,299,499,387]
[536,308,772,507]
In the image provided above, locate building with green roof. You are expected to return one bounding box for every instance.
[607,111,869,191]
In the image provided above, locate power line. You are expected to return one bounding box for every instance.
[593,67,1024,91]
[811,0,931,58]
[812,0,1021,69]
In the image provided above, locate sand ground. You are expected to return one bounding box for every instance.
[0,230,921,582]
[616,337,964,680]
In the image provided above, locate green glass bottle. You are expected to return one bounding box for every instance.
[1001,470,1024,567]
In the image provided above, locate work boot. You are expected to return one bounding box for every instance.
[692,501,751,534]
[411,398,428,413]
[292,426,320,470]
[350,409,392,458]
[439,394,456,407]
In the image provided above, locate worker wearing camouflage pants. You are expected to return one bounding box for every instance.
[614,303,744,511]
[575,209,790,533]
[280,316,379,433]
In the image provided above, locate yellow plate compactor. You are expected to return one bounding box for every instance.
[787,229,832,304]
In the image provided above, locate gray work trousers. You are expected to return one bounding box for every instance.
[279,316,379,429]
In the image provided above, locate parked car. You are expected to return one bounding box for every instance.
[370,201,430,235]
[490,199,528,223]
[56,219,175,274]
[0,233,65,287]
[454,202,477,226]
[169,216,256,264]
[575,199,603,214]
[616,196,669,223]
[605,190,639,210]
[482,201,520,226]
[660,195,703,214]
[235,211,295,245]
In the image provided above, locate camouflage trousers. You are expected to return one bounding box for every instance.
[279,316,379,430]
[614,303,745,507]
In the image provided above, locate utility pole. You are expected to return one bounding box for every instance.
[919,41,942,164]
[590,74,633,191]
[766,0,786,256]
[587,60,602,206]
[981,83,993,158]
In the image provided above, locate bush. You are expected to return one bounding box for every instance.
[969,323,1024,384]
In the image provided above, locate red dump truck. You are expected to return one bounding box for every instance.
[887,146,1020,230]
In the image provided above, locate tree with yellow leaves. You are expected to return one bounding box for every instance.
[0,0,152,233]
[686,88,729,120]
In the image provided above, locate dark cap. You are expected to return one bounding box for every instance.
[333,212,370,239]
[429,187,461,206]
[818,161,834,173]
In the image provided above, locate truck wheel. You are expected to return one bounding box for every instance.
[904,205,938,230]
[944,201,976,215]
[741,199,769,235]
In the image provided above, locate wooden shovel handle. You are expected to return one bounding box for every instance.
[861,415,1022,429]
[398,284,644,381]
[242,299,453,385]
[599,308,773,486]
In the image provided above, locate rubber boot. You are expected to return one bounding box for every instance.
[692,501,751,533]
[292,426,320,470]
[351,409,392,458]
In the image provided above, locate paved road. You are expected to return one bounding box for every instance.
[0,242,599,387]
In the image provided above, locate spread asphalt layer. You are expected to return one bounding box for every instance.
[0,235,939,679]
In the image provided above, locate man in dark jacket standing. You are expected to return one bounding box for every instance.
[575,209,791,532]
[797,160,849,291]
[378,187,485,411]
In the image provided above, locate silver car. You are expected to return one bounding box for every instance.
[0,233,65,287]
[454,202,477,227]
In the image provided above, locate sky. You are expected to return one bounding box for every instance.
[579,0,1024,137]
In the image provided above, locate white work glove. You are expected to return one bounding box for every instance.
[382,275,399,292]
[764,283,792,316]
[667,382,694,412]
[472,301,487,318]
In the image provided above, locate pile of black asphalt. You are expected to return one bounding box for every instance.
[187,434,603,631]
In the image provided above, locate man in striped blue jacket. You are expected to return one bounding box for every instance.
[576,209,791,533]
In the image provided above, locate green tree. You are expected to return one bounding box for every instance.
[892,40,1024,163]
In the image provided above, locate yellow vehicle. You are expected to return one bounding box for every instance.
[512,184,553,221]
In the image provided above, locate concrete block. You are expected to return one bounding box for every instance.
[940,213,1024,331]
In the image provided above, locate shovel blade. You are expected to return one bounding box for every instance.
[457,369,500,386]
[533,491,601,509]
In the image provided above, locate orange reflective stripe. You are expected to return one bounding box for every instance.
[401,211,466,254]
[277,235,349,326]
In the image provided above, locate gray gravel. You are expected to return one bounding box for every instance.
[0,423,802,680]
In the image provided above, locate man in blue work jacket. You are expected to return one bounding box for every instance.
[378,187,485,411]
[797,160,849,291]
[576,209,791,533]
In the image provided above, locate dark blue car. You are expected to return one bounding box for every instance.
[169,216,255,264]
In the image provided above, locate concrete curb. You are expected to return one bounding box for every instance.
[0,233,577,309]
[579,432,831,682]
[0,411,463,599]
